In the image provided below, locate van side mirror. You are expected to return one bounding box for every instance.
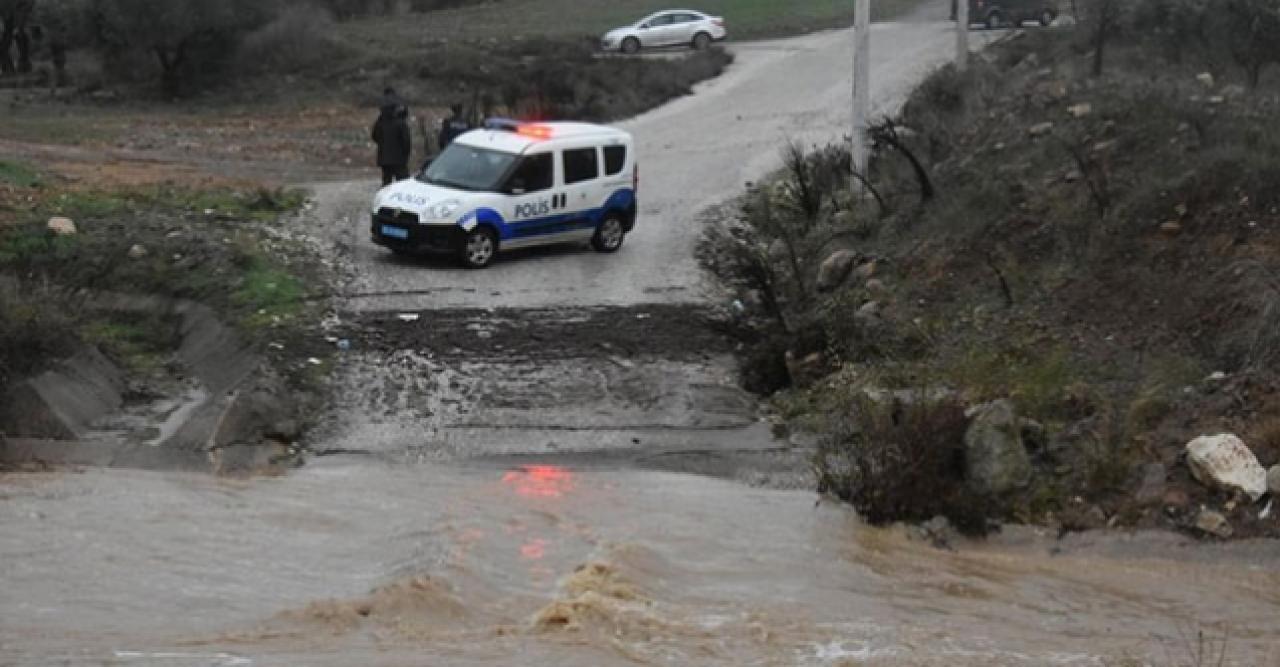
[507,177,526,195]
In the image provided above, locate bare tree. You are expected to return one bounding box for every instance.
[1081,0,1123,76]
[0,0,36,74]
[870,118,935,203]
[1214,0,1280,90]
[88,0,272,96]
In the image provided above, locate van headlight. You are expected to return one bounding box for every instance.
[429,200,461,219]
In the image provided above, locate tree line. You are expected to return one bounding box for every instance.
[0,0,492,96]
[1080,0,1280,89]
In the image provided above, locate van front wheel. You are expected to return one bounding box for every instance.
[592,215,626,253]
[460,227,498,269]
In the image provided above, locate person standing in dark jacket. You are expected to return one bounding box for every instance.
[438,103,472,150]
[372,103,412,186]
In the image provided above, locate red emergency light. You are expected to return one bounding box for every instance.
[516,124,555,140]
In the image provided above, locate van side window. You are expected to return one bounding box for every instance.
[507,153,553,193]
[563,148,599,184]
[604,146,627,176]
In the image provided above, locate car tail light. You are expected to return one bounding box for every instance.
[713,17,725,27]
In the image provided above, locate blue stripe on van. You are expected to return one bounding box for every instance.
[458,188,635,242]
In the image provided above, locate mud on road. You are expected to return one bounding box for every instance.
[312,302,812,487]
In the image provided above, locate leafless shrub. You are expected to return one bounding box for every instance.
[815,394,996,535]
[238,5,347,74]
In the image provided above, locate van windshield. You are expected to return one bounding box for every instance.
[420,144,518,192]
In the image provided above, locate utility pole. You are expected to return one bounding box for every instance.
[851,0,872,187]
[956,0,970,69]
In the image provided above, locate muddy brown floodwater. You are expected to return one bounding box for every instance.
[4,463,1280,666]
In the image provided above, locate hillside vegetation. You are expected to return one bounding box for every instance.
[702,0,1280,537]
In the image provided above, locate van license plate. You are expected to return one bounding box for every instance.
[381,225,409,240]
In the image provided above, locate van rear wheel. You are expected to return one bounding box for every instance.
[592,215,626,253]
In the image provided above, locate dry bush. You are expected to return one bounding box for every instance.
[0,281,79,397]
[415,38,732,122]
[238,5,348,74]
[815,396,996,535]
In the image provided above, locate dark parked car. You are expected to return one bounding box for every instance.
[953,0,1059,28]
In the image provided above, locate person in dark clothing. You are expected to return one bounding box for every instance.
[381,87,407,116]
[372,103,412,186]
[438,103,472,150]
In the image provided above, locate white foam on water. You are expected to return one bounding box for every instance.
[114,651,253,666]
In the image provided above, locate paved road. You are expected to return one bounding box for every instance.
[327,20,970,312]
[308,16,983,470]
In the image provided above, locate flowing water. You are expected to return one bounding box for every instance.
[4,461,1279,666]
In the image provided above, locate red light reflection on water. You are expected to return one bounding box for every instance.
[501,465,575,498]
[520,538,548,560]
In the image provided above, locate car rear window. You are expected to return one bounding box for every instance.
[604,146,627,176]
[563,148,599,184]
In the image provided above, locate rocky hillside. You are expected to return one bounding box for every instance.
[702,17,1280,538]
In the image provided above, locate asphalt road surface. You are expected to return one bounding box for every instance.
[327,20,970,313]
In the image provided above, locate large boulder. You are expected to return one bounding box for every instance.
[816,250,859,292]
[1185,434,1267,501]
[964,400,1032,495]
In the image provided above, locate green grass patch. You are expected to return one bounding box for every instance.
[0,114,126,146]
[232,253,308,330]
[81,313,180,374]
[0,160,41,188]
[341,0,922,55]
[36,185,306,223]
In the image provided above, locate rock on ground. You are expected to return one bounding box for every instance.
[964,400,1032,496]
[816,250,859,292]
[1185,434,1268,501]
[47,217,77,236]
[1194,509,1232,539]
[1135,462,1167,506]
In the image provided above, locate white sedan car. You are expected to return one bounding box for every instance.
[601,10,727,54]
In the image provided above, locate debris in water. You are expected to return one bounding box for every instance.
[337,339,352,351]
[398,313,421,323]
[307,357,323,366]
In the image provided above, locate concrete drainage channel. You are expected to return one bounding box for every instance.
[0,294,296,475]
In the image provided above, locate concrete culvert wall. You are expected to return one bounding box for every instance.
[1,347,125,439]
[0,292,295,475]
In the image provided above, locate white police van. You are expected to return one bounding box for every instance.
[371,119,638,269]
